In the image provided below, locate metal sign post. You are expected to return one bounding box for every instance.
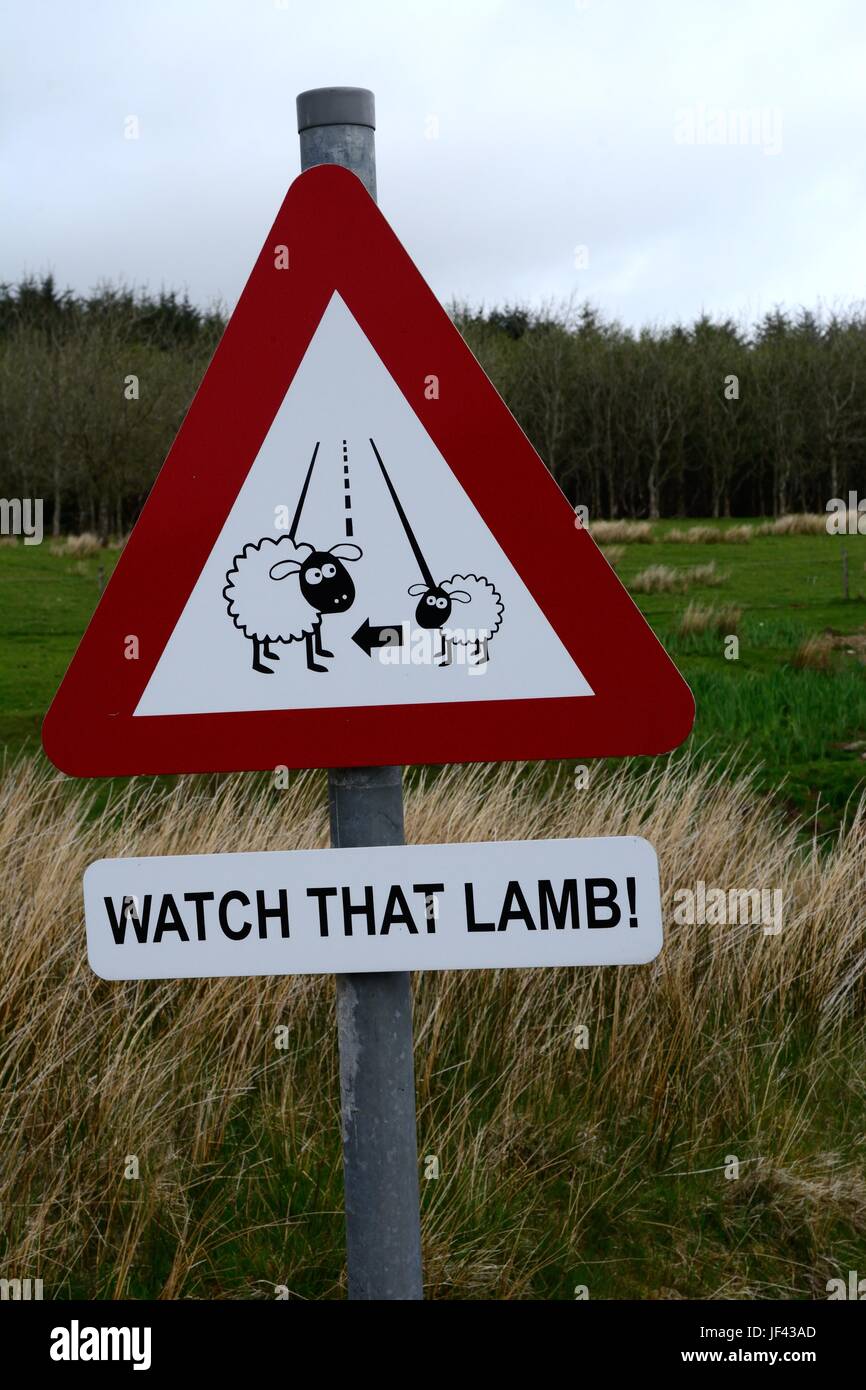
[297,87,424,1301]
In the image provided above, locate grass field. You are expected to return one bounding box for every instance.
[1,757,864,1299]
[0,519,865,1300]
[606,519,866,829]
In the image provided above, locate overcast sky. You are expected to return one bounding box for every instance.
[7,0,866,329]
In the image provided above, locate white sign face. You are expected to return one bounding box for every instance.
[83,836,662,981]
[134,292,592,718]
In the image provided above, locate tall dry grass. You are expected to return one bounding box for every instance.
[679,601,743,635]
[49,533,103,557]
[688,561,729,587]
[757,514,830,536]
[630,563,686,594]
[599,544,625,568]
[666,524,754,544]
[0,757,864,1299]
[791,634,836,672]
[590,520,655,543]
[584,515,852,546]
[630,562,729,594]
[48,534,128,557]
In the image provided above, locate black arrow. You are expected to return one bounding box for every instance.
[352,618,406,657]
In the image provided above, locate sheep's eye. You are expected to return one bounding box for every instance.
[425,595,436,606]
[436,597,448,609]
[322,563,337,579]
[305,568,323,585]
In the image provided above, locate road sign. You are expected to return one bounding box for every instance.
[42,163,693,777]
[83,836,662,981]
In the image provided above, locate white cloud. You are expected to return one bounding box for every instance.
[7,0,866,327]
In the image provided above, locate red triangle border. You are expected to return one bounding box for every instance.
[43,165,694,776]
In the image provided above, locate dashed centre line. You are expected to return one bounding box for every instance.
[342,439,354,537]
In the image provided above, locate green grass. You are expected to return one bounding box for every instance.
[1,522,865,827]
[0,543,119,748]
[614,521,866,828]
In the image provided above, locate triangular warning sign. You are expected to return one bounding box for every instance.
[43,165,693,776]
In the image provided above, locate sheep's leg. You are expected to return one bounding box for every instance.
[263,639,281,662]
[305,631,328,673]
[252,637,275,675]
[473,637,490,665]
[313,625,333,659]
[436,632,452,667]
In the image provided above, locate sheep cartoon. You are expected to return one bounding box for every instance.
[223,536,363,675]
[368,436,505,668]
[410,573,504,666]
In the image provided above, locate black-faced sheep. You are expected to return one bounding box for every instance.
[408,573,504,665]
[224,537,363,674]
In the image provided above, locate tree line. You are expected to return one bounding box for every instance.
[0,277,223,537]
[0,275,863,536]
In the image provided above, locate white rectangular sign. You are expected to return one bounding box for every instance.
[83,836,663,981]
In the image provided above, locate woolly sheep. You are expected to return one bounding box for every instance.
[408,572,504,665]
[224,536,362,674]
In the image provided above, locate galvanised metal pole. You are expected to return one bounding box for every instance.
[296,86,424,1302]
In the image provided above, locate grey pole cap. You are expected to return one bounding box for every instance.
[296,87,375,132]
